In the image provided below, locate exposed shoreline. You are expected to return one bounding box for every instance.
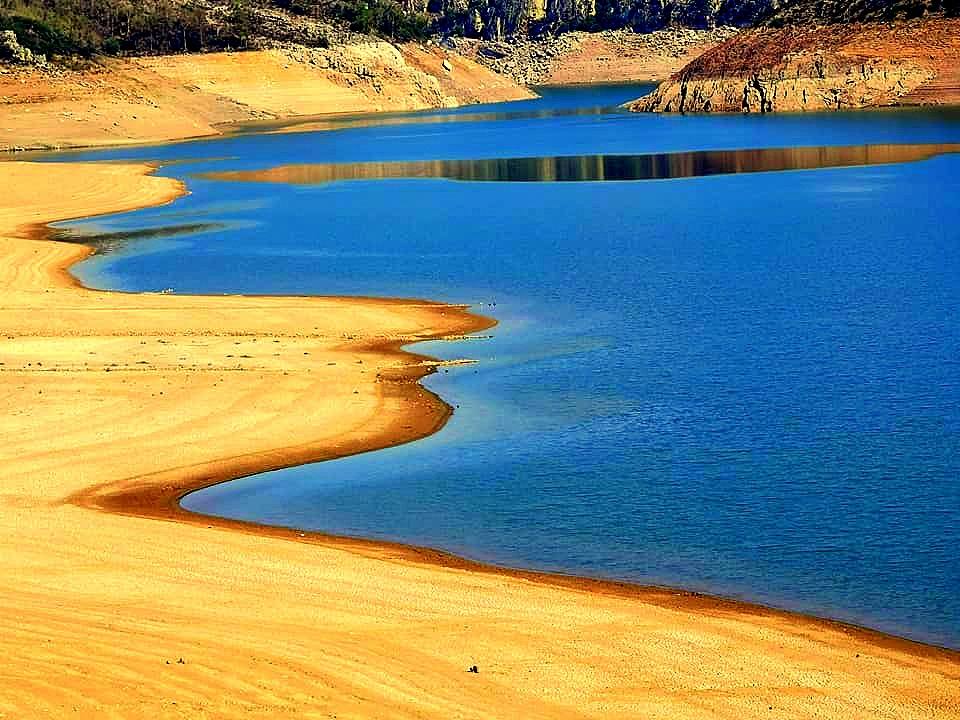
[174,473,960,660]
[0,44,535,153]
[2,160,959,717]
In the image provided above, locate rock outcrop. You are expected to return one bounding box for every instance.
[633,13,960,112]
[450,26,739,84]
[433,0,782,39]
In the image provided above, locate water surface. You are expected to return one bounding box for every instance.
[59,85,960,649]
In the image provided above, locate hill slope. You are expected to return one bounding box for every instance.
[0,43,533,151]
[0,0,776,59]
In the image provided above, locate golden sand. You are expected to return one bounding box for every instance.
[0,160,958,718]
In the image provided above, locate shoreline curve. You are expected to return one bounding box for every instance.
[53,163,960,657]
[2,159,958,719]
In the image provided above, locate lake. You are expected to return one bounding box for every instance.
[58,84,960,649]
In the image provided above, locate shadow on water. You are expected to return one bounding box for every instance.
[198,143,960,185]
[51,222,223,255]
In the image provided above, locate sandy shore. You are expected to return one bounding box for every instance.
[1,160,959,718]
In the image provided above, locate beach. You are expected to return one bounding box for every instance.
[1,159,959,718]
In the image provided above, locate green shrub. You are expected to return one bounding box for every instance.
[321,0,432,40]
[0,14,91,56]
[0,0,433,59]
[0,0,262,57]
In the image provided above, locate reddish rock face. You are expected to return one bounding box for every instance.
[632,17,960,113]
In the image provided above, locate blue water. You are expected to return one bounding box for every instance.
[59,85,960,649]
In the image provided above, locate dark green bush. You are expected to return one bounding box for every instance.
[320,0,432,40]
[0,13,91,56]
[0,0,256,57]
[0,0,432,58]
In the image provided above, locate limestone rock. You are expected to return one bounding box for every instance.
[0,31,35,65]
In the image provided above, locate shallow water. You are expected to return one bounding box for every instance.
[60,85,960,649]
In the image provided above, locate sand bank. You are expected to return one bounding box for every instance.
[0,160,958,718]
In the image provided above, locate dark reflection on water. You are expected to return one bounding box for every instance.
[200,143,960,185]
[51,222,222,255]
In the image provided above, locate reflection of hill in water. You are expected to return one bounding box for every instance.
[201,144,960,185]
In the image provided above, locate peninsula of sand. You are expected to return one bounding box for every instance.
[2,153,960,718]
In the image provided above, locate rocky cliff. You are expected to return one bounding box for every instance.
[430,0,783,40]
[448,26,738,84]
[633,0,960,112]
[765,0,957,25]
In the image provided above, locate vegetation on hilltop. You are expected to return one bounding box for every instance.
[279,0,430,40]
[1,0,956,62]
[0,0,779,60]
[0,0,252,56]
[0,0,431,58]
[763,0,959,25]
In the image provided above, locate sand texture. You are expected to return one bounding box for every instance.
[0,160,959,718]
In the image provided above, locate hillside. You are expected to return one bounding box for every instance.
[633,0,960,112]
[765,0,957,25]
[0,0,748,152]
[0,0,380,59]
[0,0,754,111]
[429,0,780,38]
[0,43,533,151]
